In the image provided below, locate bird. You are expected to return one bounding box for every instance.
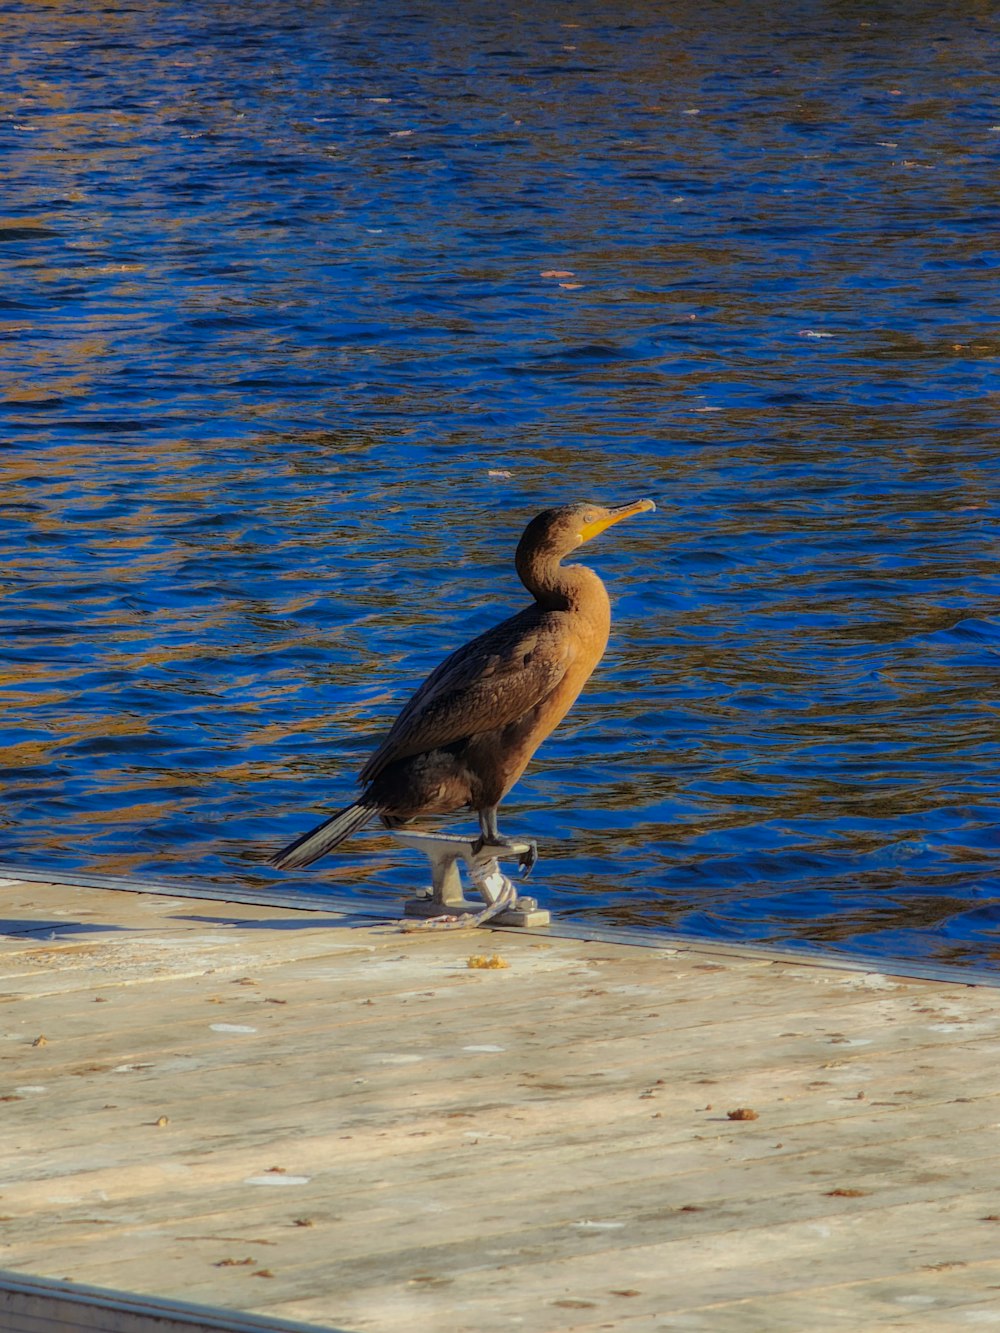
[270,498,655,873]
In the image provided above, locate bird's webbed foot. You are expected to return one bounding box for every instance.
[474,807,538,877]
[472,834,538,878]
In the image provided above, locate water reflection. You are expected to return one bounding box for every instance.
[2,0,998,965]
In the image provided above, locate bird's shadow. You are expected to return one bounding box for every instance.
[0,919,135,940]
[0,910,399,941]
[169,911,399,932]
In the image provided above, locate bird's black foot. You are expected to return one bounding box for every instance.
[472,835,538,878]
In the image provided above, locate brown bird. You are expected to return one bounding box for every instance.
[271,498,655,872]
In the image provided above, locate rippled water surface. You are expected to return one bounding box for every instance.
[3,0,999,966]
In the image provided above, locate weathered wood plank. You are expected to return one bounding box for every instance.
[3,876,1000,1332]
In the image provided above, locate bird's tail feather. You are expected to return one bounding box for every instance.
[271,801,379,870]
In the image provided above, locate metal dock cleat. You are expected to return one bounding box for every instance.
[392,830,551,927]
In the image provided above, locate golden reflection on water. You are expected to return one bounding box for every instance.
[3,0,1000,963]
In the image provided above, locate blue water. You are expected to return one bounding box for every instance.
[2,0,999,966]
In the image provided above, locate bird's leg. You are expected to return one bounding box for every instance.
[479,805,502,841]
[474,807,538,877]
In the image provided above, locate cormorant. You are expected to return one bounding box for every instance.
[271,498,654,871]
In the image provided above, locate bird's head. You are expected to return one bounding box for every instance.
[518,498,656,560]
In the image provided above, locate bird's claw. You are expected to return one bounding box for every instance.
[518,840,538,878]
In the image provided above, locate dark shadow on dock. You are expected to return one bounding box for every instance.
[169,911,399,932]
[0,919,134,939]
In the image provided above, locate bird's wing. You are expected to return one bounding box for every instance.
[360,615,573,784]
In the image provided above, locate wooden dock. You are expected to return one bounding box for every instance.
[3,870,1000,1332]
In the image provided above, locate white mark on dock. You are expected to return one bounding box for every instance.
[463,1044,505,1053]
[244,1175,312,1187]
[573,1219,626,1230]
[210,1023,257,1034]
[850,974,898,990]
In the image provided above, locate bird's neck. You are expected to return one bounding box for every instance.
[517,551,610,619]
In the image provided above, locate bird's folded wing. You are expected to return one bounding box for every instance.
[360,627,574,784]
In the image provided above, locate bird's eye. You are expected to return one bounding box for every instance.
[582,509,598,524]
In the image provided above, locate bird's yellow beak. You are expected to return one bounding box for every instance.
[579,497,656,544]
